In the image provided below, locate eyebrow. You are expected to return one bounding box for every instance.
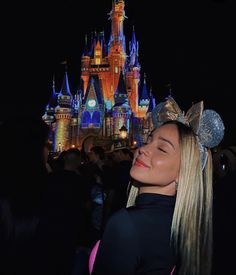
[158,136,175,150]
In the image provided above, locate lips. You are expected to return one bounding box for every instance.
[134,158,150,168]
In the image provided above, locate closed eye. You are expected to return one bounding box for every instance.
[158,147,167,153]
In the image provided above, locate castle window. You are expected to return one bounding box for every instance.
[95,50,101,65]
[95,58,101,65]
[81,111,91,128]
[115,66,118,73]
[92,111,101,127]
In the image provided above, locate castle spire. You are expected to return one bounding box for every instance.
[89,31,97,56]
[131,25,137,47]
[99,31,108,57]
[129,26,140,68]
[140,73,149,101]
[59,63,71,96]
[83,33,89,56]
[114,70,128,105]
[147,86,156,112]
[46,74,58,110]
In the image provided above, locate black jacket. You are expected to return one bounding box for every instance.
[92,193,176,275]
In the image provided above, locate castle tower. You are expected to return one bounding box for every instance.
[70,87,82,149]
[42,75,58,145]
[138,73,150,118]
[112,70,131,140]
[125,27,140,115]
[81,31,113,109]
[108,0,127,97]
[43,75,58,122]
[54,69,72,152]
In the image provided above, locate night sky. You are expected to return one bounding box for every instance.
[2,0,235,146]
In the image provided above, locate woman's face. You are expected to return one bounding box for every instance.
[130,123,181,187]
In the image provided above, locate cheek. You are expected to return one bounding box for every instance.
[151,158,167,170]
[153,154,180,171]
[151,158,179,183]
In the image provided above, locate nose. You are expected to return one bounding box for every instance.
[138,143,151,156]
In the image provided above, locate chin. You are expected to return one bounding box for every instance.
[130,168,148,183]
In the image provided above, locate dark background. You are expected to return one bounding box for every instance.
[2,0,235,146]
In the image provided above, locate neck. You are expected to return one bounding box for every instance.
[139,181,176,196]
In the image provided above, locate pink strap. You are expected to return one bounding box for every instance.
[170,265,176,275]
[88,240,101,275]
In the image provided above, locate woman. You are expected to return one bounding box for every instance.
[91,97,224,275]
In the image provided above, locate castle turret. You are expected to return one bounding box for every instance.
[43,75,58,119]
[138,73,150,117]
[99,31,108,58]
[94,39,102,66]
[114,70,128,105]
[109,0,126,51]
[54,69,72,152]
[129,26,140,69]
[108,0,127,93]
[42,75,58,145]
[125,26,140,115]
[112,70,131,140]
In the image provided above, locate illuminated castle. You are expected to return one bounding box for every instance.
[43,0,156,152]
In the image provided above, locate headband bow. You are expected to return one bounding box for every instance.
[152,96,225,169]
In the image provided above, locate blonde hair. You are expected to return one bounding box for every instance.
[171,125,213,275]
[126,121,213,275]
[126,184,139,207]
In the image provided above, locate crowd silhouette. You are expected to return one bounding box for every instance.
[0,117,133,275]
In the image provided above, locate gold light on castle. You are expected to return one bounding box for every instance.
[119,125,128,139]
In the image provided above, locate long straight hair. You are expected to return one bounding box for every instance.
[170,122,213,275]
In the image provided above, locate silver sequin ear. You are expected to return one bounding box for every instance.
[198,109,225,148]
[198,141,208,170]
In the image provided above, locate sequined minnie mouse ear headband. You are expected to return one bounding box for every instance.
[152,96,225,170]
